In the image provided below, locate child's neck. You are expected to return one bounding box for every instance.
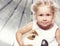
[37,23,53,30]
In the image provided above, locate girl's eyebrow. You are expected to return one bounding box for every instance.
[38,13,52,15]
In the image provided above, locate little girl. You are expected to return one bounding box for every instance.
[16,0,60,46]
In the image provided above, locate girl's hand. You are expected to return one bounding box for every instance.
[58,44,60,46]
[24,44,33,46]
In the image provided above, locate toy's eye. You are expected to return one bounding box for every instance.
[32,35,35,38]
[27,35,35,40]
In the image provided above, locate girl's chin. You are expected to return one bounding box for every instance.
[37,23,53,30]
[41,24,49,27]
[41,26,48,28]
[40,24,53,30]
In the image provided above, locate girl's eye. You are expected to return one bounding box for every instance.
[46,14,50,16]
[39,14,43,16]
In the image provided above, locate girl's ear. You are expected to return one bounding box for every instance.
[33,14,37,20]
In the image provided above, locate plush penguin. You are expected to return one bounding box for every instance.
[41,39,48,46]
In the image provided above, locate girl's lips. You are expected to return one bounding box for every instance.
[42,22,48,24]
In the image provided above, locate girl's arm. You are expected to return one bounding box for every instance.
[56,29,60,46]
[16,22,33,46]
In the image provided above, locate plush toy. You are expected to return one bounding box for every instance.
[23,30,47,46]
[41,39,48,46]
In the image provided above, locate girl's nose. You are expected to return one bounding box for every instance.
[43,16,47,21]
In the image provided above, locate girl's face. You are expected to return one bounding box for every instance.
[35,5,54,28]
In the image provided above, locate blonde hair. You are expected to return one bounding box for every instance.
[31,0,59,14]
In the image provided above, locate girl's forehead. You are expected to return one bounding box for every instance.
[37,5,51,13]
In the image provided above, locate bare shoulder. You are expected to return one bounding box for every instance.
[55,28,60,44]
[56,28,60,35]
[55,28,60,39]
[17,22,33,34]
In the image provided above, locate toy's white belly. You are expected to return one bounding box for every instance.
[23,36,58,46]
[22,30,58,46]
[23,35,41,46]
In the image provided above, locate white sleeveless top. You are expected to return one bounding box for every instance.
[32,21,58,46]
[23,21,58,46]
